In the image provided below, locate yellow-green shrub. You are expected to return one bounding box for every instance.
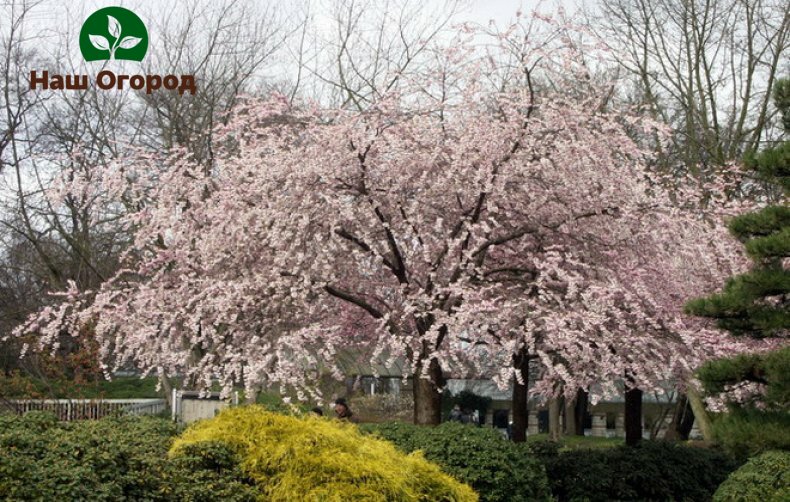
[170,406,478,501]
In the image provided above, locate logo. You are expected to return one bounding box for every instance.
[31,6,196,95]
[79,7,148,62]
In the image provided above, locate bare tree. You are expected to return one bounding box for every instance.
[293,0,463,109]
[0,0,295,398]
[139,0,291,166]
[588,0,789,170]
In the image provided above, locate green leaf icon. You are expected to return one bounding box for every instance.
[107,15,121,38]
[89,34,110,51]
[80,7,148,62]
[119,37,142,50]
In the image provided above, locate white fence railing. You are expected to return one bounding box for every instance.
[3,399,167,421]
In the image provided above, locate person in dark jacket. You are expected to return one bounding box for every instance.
[449,404,464,422]
[333,397,359,423]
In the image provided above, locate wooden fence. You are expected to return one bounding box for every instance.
[2,399,167,421]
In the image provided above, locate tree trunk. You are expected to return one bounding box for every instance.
[412,358,444,425]
[686,386,714,441]
[511,348,529,442]
[245,385,259,404]
[625,387,643,446]
[159,375,173,408]
[574,389,588,436]
[345,374,357,397]
[666,394,695,441]
[564,393,577,436]
[548,396,563,441]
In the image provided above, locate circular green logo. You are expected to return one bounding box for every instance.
[79,7,148,62]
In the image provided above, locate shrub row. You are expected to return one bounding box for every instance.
[3,409,761,501]
[531,439,739,502]
[2,409,477,501]
[362,421,552,502]
[0,411,261,501]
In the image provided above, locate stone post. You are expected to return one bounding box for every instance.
[615,413,625,438]
[527,410,539,436]
[591,413,607,437]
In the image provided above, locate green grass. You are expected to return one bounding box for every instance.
[90,376,163,398]
[4,374,285,401]
[526,433,623,450]
[1,375,167,399]
[254,390,286,407]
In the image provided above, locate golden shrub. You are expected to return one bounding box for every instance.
[170,405,478,501]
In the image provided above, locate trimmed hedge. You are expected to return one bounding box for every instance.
[534,440,739,502]
[0,411,261,501]
[362,421,551,502]
[171,406,478,501]
[713,450,790,501]
[162,441,263,501]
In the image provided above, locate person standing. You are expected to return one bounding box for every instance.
[449,404,464,422]
[333,397,359,423]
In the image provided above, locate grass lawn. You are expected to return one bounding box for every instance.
[89,376,163,398]
[4,374,289,401]
[1,374,166,399]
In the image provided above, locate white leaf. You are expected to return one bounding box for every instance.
[107,15,121,38]
[89,34,110,51]
[118,36,142,50]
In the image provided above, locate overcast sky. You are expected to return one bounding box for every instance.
[15,0,591,51]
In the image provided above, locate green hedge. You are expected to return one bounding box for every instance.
[0,411,260,501]
[713,450,790,501]
[534,440,739,502]
[162,441,263,501]
[362,421,551,502]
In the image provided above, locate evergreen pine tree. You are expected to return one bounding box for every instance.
[685,79,789,455]
[686,78,789,338]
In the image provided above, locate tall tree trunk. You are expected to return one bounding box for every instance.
[345,374,357,396]
[686,386,714,441]
[564,393,577,436]
[665,394,695,441]
[159,375,173,408]
[412,358,443,425]
[511,348,529,442]
[548,396,563,441]
[245,385,259,404]
[574,389,588,436]
[625,387,643,446]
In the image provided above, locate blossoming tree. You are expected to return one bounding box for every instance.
[13,15,755,428]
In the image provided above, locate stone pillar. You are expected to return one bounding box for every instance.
[527,411,539,436]
[591,413,607,437]
[615,413,625,438]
